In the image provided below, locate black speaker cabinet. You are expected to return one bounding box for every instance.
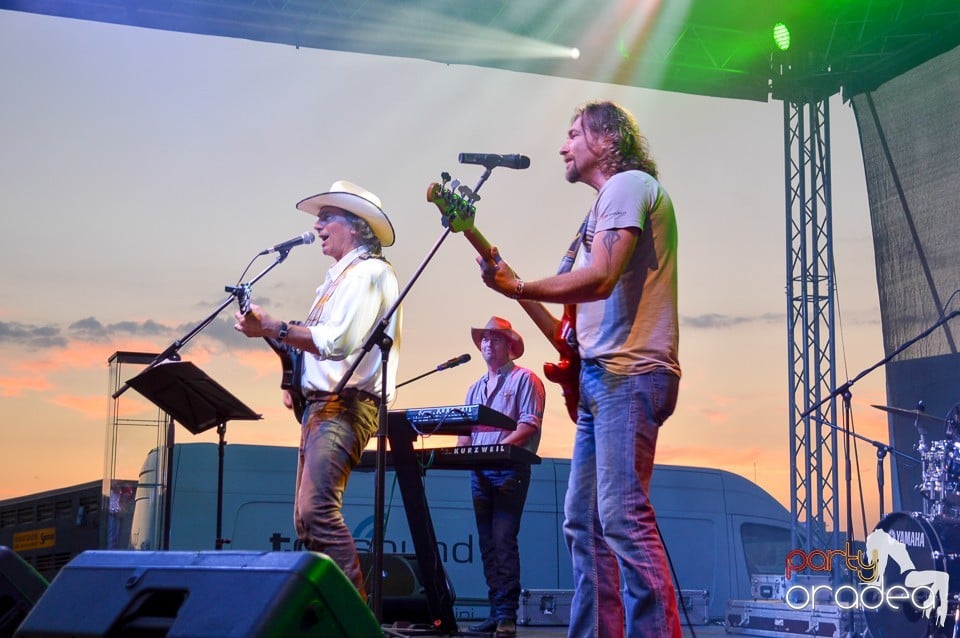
[14,550,381,638]
[0,547,48,638]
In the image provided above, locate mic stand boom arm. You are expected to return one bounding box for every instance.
[396,356,468,389]
[799,310,960,421]
[112,248,296,400]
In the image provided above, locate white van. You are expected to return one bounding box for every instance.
[128,443,794,622]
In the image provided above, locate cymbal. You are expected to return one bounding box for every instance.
[871,404,945,424]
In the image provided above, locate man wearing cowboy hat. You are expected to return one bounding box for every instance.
[234,180,400,600]
[457,317,545,637]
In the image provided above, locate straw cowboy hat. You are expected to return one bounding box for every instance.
[296,180,395,247]
[471,316,525,359]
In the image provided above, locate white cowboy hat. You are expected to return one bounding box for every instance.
[296,180,395,247]
[471,316,525,359]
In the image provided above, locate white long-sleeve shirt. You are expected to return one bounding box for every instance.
[300,246,401,402]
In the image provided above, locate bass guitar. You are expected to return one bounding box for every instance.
[231,283,306,423]
[427,175,580,423]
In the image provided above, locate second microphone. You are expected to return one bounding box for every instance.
[459,153,531,170]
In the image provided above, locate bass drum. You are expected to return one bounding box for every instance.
[865,512,960,638]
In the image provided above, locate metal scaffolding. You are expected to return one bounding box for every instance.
[103,351,172,551]
[783,97,840,553]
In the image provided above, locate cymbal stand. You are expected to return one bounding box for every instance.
[818,418,919,519]
[800,310,960,542]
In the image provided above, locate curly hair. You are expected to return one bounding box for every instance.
[574,100,658,179]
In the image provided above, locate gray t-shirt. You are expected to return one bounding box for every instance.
[574,170,680,377]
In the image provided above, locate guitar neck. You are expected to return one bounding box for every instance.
[463,227,566,355]
[463,228,496,266]
[428,178,580,423]
[262,336,284,356]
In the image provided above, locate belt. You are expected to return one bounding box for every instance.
[304,389,381,406]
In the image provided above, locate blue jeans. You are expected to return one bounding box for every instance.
[563,362,681,638]
[294,395,378,599]
[471,465,532,621]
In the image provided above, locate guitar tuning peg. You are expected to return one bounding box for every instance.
[457,185,480,203]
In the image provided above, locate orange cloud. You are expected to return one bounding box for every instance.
[699,408,730,425]
[657,444,774,468]
[8,338,167,379]
[231,349,293,379]
[0,333,221,399]
[49,393,109,420]
[0,374,53,397]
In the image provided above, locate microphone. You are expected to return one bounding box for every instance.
[259,232,316,255]
[459,153,531,170]
[436,353,471,371]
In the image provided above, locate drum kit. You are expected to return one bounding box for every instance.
[864,403,960,638]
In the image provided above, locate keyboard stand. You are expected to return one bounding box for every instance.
[386,415,459,635]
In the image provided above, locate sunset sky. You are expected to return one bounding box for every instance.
[0,9,895,534]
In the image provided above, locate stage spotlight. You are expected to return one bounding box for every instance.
[570,47,581,60]
[773,22,791,51]
[347,5,580,64]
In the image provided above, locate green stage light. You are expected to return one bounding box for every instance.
[773,22,791,51]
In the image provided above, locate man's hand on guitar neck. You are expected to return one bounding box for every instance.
[235,304,318,355]
[477,245,523,299]
[476,245,561,348]
[234,303,281,339]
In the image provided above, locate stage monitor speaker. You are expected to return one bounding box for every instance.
[14,550,381,638]
[0,547,48,638]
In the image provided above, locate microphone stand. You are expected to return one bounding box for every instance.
[111,246,295,549]
[813,409,920,637]
[813,417,919,522]
[335,169,492,625]
[396,356,470,389]
[798,309,960,544]
[112,248,297,400]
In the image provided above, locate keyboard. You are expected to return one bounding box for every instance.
[389,404,516,436]
[357,444,540,470]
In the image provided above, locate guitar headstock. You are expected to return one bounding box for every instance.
[427,172,480,234]
[227,283,253,315]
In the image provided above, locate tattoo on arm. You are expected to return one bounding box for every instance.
[600,230,621,255]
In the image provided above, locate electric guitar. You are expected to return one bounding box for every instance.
[230,283,306,424]
[427,175,580,423]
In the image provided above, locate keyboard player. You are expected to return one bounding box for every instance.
[457,317,546,637]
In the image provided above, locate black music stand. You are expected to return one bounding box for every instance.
[127,360,261,549]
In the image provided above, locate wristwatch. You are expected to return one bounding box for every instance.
[277,321,289,342]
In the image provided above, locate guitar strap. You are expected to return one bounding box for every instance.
[302,254,368,326]
[554,214,589,355]
[556,213,589,275]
